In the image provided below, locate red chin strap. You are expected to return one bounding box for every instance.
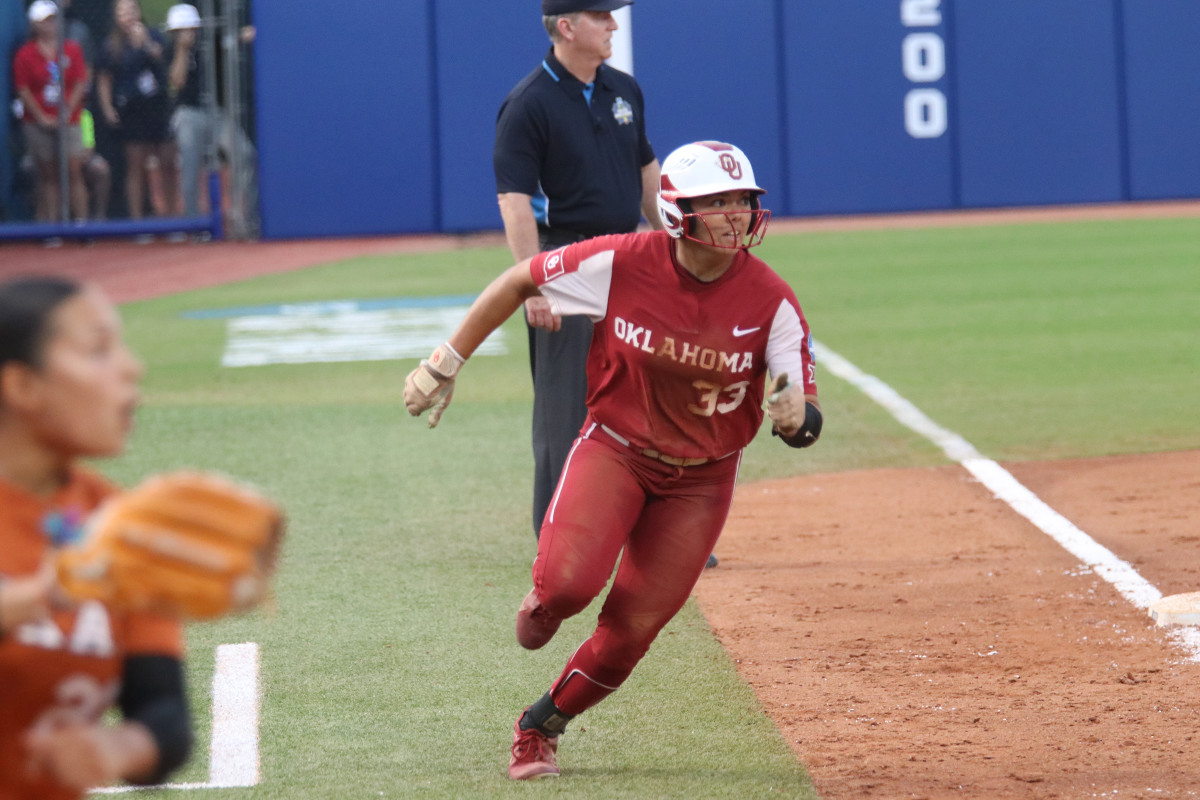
[682,208,772,249]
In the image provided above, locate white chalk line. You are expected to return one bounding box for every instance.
[813,340,1200,663]
[90,642,261,794]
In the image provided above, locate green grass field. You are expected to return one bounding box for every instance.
[99,215,1200,798]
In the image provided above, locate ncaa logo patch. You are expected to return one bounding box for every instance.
[543,249,566,281]
[611,97,633,125]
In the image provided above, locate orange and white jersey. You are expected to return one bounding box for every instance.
[0,469,183,800]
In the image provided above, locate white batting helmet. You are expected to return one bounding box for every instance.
[657,141,769,249]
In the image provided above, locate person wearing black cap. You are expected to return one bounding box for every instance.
[494,0,664,547]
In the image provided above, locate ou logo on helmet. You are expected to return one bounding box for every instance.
[718,153,742,180]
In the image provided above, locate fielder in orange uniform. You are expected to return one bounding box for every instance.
[0,277,192,800]
[405,141,822,779]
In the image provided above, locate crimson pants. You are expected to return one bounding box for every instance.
[532,422,741,715]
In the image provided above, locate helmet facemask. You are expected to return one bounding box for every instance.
[675,196,771,250]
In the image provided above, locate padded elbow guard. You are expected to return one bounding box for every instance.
[774,402,822,448]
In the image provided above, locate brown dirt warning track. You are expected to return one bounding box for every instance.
[4,201,1199,799]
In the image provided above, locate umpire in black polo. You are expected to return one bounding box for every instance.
[494,0,662,540]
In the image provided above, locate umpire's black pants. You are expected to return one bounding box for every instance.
[528,228,602,538]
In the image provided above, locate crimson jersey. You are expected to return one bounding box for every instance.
[0,469,183,800]
[530,231,817,459]
[12,40,88,126]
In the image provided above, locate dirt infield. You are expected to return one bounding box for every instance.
[696,451,1200,799]
[5,201,1198,798]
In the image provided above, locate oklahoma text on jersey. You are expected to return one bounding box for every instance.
[612,316,754,374]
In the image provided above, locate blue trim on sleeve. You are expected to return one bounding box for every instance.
[530,191,549,226]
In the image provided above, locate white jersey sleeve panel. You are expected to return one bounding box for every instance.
[765,298,808,382]
[540,249,614,322]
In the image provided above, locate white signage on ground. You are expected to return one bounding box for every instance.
[220,304,505,368]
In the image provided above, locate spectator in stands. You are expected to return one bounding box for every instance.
[96,0,179,220]
[165,3,258,234]
[15,109,110,223]
[12,0,89,222]
[58,0,111,219]
[79,108,110,218]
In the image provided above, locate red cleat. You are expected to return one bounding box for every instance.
[509,716,560,780]
[516,588,561,650]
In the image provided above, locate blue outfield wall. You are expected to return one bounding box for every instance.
[250,0,1199,240]
[632,0,787,215]
[954,0,1125,207]
[1121,0,1200,200]
[780,0,955,215]
[432,3,546,233]
[253,0,437,239]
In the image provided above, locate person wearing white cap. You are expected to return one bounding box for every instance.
[165,3,259,234]
[165,2,200,31]
[12,0,91,221]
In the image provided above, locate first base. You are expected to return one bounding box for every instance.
[1149,592,1200,627]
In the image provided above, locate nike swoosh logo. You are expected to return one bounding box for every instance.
[732,326,760,337]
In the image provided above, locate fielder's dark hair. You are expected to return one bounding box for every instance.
[0,276,83,371]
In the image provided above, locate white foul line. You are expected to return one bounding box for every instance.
[813,340,1200,662]
[208,642,261,786]
[90,642,261,794]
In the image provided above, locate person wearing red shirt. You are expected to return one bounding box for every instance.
[0,277,193,799]
[404,141,823,779]
[12,0,90,222]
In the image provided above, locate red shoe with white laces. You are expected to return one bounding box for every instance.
[509,717,560,780]
[516,588,561,650]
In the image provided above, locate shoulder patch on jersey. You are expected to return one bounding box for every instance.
[543,248,567,281]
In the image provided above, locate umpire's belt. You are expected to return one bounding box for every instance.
[537,227,590,251]
[597,423,729,467]
[538,226,634,252]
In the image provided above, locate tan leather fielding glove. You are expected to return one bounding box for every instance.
[57,471,284,621]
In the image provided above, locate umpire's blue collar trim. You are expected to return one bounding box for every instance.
[542,49,609,90]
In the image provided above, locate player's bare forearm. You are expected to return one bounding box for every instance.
[23,720,157,789]
[447,262,540,358]
[111,722,164,785]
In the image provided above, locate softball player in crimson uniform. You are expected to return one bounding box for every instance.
[0,277,192,799]
[405,141,822,780]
